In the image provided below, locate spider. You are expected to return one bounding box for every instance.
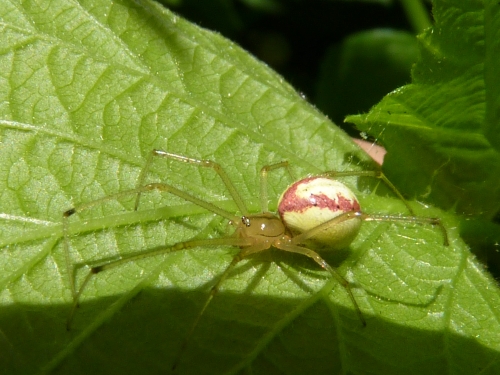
[63,149,449,370]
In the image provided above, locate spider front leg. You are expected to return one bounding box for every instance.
[134,150,249,215]
[63,182,240,315]
[66,236,253,330]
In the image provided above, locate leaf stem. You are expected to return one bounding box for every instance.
[399,0,432,34]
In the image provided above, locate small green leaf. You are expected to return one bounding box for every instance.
[0,1,499,375]
[347,0,500,219]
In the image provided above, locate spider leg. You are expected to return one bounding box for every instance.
[172,241,270,371]
[135,150,249,215]
[360,213,449,246]
[290,210,362,245]
[321,170,415,215]
[259,161,294,212]
[290,209,449,247]
[63,183,240,301]
[274,241,366,326]
[66,236,254,331]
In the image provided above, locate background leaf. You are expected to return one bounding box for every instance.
[316,28,419,127]
[347,0,500,219]
[0,0,499,374]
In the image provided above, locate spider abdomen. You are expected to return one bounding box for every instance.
[278,177,362,249]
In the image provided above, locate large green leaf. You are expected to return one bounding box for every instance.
[347,0,500,219]
[0,1,499,374]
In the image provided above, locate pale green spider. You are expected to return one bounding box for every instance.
[63,149,448,369]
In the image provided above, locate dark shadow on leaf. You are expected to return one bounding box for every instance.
[2,285,500,375]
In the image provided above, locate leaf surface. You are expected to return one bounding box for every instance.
[0,1,499,374]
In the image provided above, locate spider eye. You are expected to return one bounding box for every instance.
[241,216,251,227]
